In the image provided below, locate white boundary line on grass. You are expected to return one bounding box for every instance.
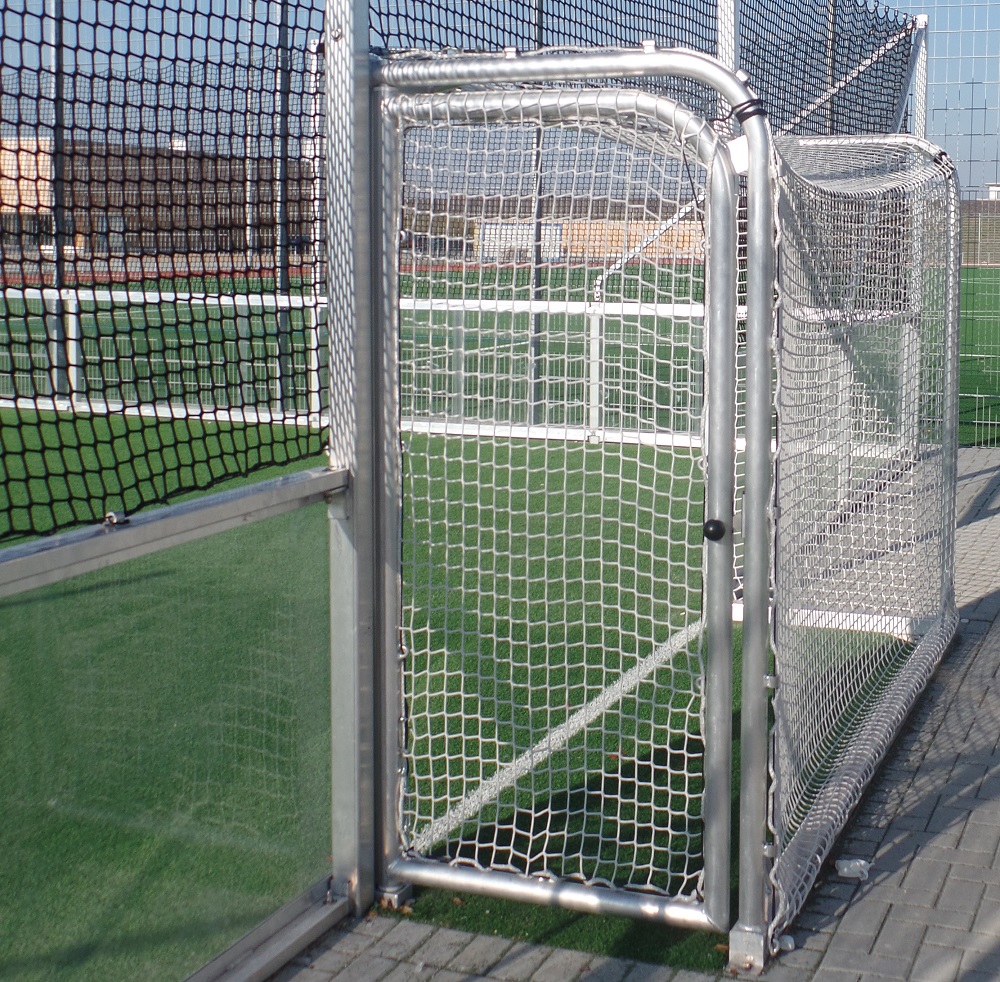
[410,618,704,854]
[1,287,328,310]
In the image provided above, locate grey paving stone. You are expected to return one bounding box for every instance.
[489,943,556,981]
[925,805,970,835]
[970,898,1000,935]
[311,925,383,959]
[883,901,974,931]
[329,952,398,982]
[808,894,852,918]
[923,926,995,954]
[815,879,862,901]
[793,910,839,934]
[907,843,993,868]
[870,917,925,964]
[955,972,1000,982]
[819,947,913,979]
[977,774,1000,802]
[412,927,478,968]
[962,943,1000,977]
[769,946,824,971]
[577,955,635,982]
[833,898,889,940]
[936,876,985,913]
[531,947,593,981]
[761,963,819,982]
[790,927,835,953]
[909,945,963,982]
[809,969,863,982]
[618,962,677,982]
[375,920,438,960]
[825,930,874,955]
[432,970,483,982]
[901,858,951,899]
[449,933,516,975]
[271,966,337,982]
[381,964,434,982]
[958,819,1000,856]
[307,948,352,975]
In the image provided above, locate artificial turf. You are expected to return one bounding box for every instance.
[958,265,1000,444]
[0,504,332,982]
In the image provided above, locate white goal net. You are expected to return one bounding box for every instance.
[389,86,737,907]
[769,134,960,942]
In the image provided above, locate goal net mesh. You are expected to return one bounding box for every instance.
[392,89,719,899]
[769,134,959,943]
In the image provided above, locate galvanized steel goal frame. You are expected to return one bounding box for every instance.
[325,44,777,969]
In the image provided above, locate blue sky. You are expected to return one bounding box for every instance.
[1,0,322,72]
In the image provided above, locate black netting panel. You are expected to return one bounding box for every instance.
[739,0,914,135]
[371,0,717,54]
[371,0,917,138]
[1,4,326,543]
[370,0,721,120]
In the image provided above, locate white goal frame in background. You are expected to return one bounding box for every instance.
[0,287,327,427]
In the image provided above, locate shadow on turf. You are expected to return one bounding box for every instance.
[428,735,705,898]
[0,910,260,979]
[0,569,171,608]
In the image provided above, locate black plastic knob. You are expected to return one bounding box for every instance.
[703,519,726,541]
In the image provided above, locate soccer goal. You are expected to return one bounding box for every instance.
[384,75,745,934]
[324,36,960,972]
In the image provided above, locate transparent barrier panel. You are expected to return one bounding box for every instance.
[1,504,330,982]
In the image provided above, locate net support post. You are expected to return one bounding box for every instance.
[701,134,738,934]
[372,81,409,905]
[911,16,928,140]
[728,100,775,975]
[324,0,380,915]
[587,311,602,434]
[275,2,293,413]
[64,290,82,404]
[44,0,68,402]
[327,493,374,912]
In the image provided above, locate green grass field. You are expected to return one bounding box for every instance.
[0,291,325,543]
[958,265,1000,445]
[0,505,332,982]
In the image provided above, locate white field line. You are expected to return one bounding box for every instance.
[0,395,326,429]
[400,297,707,318]
[1,288,326,310]
[399,298,746,321]
[400,418,750,452]
[410,618,704,854]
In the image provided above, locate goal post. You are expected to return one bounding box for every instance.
[356,45,959,972]
[367,46,777,939]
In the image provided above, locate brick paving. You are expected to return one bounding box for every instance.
[270,448,1000,982]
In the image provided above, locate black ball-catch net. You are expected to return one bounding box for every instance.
[1,4,326,544]
[371,0,918,137]
[1,0,917,544]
